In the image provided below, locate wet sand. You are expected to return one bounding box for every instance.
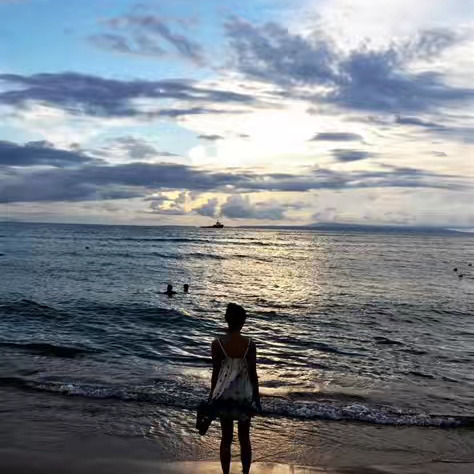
[0,451,335,474]
[1,449,473,474]
[1,389,473,474]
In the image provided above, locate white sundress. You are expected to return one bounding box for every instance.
[211,338,254,420]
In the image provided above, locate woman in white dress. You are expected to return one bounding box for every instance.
[209,303,261,474]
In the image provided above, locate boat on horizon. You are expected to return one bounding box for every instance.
[200,220,224,229]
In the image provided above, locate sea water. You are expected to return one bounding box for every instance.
[0,222,473,437]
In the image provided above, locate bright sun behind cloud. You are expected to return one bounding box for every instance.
[0,0,473,227]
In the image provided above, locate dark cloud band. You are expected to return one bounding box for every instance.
[225,18,474,113]
[0,140,101,167]
[0,72,256,118]
[0,145,464,203]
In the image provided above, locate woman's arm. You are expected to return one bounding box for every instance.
[246,340,261,411]
[210,339,222,399]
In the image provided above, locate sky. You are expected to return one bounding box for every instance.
[0,0,473,227]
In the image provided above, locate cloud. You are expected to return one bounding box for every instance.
[331,149,373,162]
[194,197,219,217]
[0,142,465,203]
[153,107,247,117]
[198,134,224,141]
[226,18,337,87]
[90,14,203,63]
[328,47,474,113]
[89,33,165,57]
[394,115,474,143]
[242,166,464,193]
[404,28,463,61]
[0,140,101,167]
[395,115,443,129]
[0,72,256,118]
[311,206,338,222]
[220,195,285,220]
[311,132,362,141]
[0,161,241,203]
[148,191,189,215]
[110,136,180,159]
[225,18,474,113]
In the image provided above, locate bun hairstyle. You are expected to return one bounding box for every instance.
[225,303,247,331]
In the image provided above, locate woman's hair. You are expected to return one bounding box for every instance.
[225,303,247,331]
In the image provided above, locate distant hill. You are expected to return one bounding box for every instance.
[307,222,461,233]
[240,222,466,234]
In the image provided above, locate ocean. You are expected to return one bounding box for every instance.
[1,222,473,471]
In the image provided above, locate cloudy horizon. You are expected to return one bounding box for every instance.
[1,0,473,227]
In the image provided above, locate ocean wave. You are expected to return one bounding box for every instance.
[99,236,293,248]
[123,237,215,244]
[374,336,404,345]
[313,342,365,357]
[233,254,272,262]
[263,398,473,428]
[149,251,227,260]
[409,370,435,379]
[0,299,210,335]
[1,377,471,428]
[64,250,228,260]
[400,348,428,355]
[71,302,211,333]
[0,341,95,358]
[188,252,227,260]
[150,252,182,259]
[0,299,67,319]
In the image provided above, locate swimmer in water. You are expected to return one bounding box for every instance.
[183,283,189,293]
[164,284,176,297]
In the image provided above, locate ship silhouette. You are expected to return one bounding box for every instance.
[200,220,224,228]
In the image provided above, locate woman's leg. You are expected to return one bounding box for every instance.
[238,418,252,474]
[220,417,233,474]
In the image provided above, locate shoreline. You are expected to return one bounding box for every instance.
[1,449,473,474]
[1,388,473,474]
[0,451,336,474]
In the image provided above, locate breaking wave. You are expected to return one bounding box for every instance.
[1,377,471,429]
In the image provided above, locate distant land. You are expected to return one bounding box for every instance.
[0,220,472,234]
[239,222,471,234]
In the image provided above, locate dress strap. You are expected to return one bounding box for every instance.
[243,338,251,358]
[217,338,228,358]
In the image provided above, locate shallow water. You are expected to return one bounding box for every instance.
[0,222,473,431]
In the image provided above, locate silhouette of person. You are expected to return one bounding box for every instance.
[164,284,176,297]
[183,283,189,293]
[209,303,261,474]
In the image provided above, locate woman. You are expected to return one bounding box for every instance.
[209,303,261,474]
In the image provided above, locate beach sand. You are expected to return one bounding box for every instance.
[1,389,473,474]
[0,451,335,474]
[1,449,473,474]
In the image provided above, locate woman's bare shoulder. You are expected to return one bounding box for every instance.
[211,337,223,348]
[244,336,256,349]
